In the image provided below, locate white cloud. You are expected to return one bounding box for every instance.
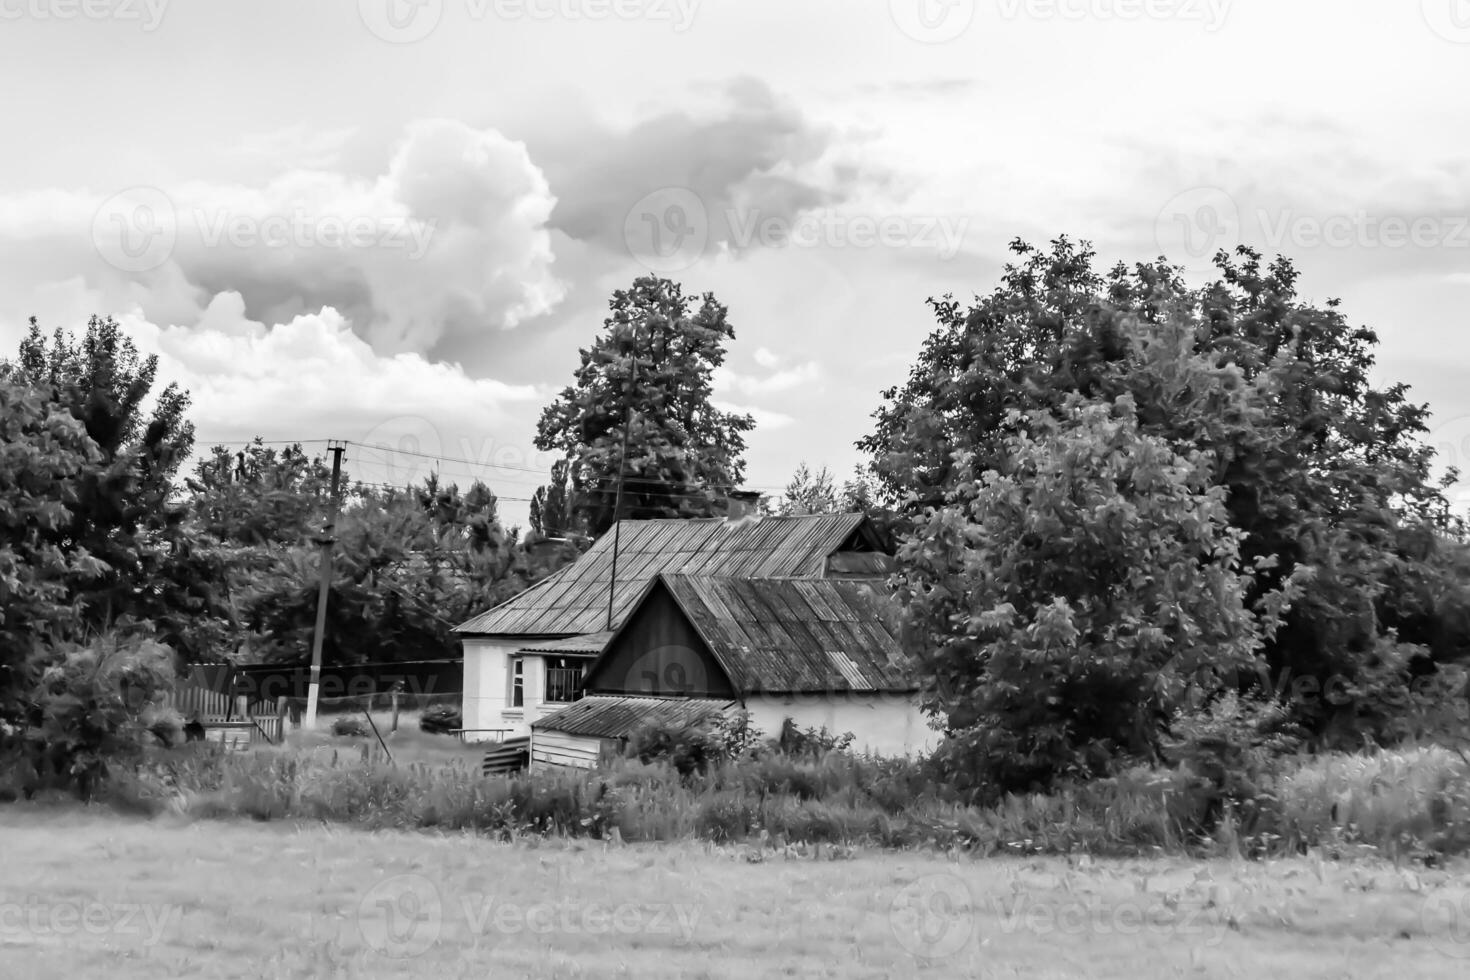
[116,296,546,484]
[713,399,793,431]
[0,119,566,359]
[713,357,821,397]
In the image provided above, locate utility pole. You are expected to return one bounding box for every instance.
[606,348,638,631]
[305,440,346,730]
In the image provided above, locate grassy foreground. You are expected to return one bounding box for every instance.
[2,807,1470,979]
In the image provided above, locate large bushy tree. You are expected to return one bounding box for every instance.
[535,277,755,536]
[865,239,1468,764]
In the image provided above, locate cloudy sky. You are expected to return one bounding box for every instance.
[2,0,1468,526]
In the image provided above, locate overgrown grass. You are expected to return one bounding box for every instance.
[97,737,1470,862]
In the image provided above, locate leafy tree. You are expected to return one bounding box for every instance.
[900,395,1270,797]
[771,462,838,515]
[864,238,1465,746]
[535,277,755,536]
[9,317,223,656]
[770,461,891,517]
[529,458,582,539]
[0,374,102,718]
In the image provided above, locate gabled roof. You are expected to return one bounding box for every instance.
[454,514,884,637]
[585,573,918,695]
[533,695,737,738]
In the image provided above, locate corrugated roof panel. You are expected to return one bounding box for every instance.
[532,695,736,738]
[655,574,917,694]
[456,514,874,637]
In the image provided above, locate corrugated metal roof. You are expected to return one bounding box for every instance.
[517,632,615,655]
[454,514,878,637]
[657,574,918,694]
[532,695,737,738]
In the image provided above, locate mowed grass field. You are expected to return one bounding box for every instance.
[2,806,1470,979]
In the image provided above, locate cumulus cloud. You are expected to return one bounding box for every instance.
[714,355,821,397]
[0,119,564,359]
[117,296,544,458]
[528,77,864,266]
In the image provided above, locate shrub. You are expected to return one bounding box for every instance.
[418,704,462,735]
[772,719,854,758]
[4,633,174,800]
[331,716,370,738]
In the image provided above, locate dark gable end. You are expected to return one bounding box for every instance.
[580,581,737,698]
[581,572,918,698]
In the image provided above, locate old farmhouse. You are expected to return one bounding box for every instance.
[453,512,937,758]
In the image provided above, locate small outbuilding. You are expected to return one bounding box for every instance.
[530,571,938,765]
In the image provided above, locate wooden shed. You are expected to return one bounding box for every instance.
[530,695,737,770]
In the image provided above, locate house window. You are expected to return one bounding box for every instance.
[510,657,524,708]
[544,657,584,704]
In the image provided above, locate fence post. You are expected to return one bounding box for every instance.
[390,682,402,734]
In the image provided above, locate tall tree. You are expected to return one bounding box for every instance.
[864,238,1465,747]
[901,395,1266,796]
[9,317,223,657]
[535,277,755,536]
